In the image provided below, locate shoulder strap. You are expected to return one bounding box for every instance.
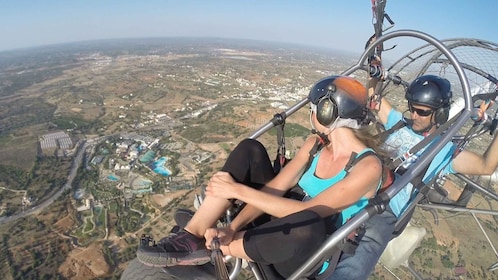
[304,138,324,172]
[388,114,458,170]
[304,144,378,180]
[345,150,395,195]
[378,120,406,142]
[344,150,377,175]
[392,156,440,236]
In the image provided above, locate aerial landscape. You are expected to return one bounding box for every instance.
[0,38,356,279]
[1,1,498,280]
[0,36,497,280]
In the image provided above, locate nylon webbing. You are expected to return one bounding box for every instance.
[388,113,459,170]
[274,122,286,174]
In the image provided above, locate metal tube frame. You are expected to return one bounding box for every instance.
[454,173,498,201]
[287,29,472,280]
[230,29,474,280]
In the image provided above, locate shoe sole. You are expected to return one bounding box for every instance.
[137,249,211,268]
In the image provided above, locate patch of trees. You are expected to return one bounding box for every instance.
[52,116,90,130]
[267,122,309,138]
[0,164,30,189]
[180,120,247,143]
[0,98,56,134]
[102,240,116,268]
[0,65,73,98]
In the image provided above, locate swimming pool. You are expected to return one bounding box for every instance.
[152,157,171,176]
[107,174,120,181]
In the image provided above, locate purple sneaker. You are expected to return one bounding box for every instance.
[137,230,210,267]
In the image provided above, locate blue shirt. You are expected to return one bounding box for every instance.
[298,148,378,226]
[384,109,457,217]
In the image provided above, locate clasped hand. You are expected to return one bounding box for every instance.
[205,171,238,200]
[204,227,235,252]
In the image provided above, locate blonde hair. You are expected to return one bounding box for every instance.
[352,124,390,162]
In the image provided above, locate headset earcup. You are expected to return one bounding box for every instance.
[316,98,338,126]
[434,106,449,125]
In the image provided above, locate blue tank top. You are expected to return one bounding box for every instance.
[297,148,378,226]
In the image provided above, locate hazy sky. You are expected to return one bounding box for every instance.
[1,0,497,55]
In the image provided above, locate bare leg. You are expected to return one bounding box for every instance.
[186,139,275,237]
[136,139,275,267]
[184,196,232,237]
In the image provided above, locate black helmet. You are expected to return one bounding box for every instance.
[405,75,452,108]
[308,76,368,126]
[405,75,452,125]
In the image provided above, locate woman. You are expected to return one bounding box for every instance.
[137,75,385,278]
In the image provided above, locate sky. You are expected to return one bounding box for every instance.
[1,0,497,56]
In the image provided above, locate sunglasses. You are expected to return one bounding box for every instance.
[408,104,434,117]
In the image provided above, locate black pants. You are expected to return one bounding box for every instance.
[220,138,276,188]
[222,139,327,278]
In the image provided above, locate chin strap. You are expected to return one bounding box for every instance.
[311,129,330,146]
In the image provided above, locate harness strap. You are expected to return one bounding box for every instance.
[273,117,287,174]
[304,137,324,172]
[392,159,436,236]
[379,119,406,142]
[313,221,367,279]
[388,113,458,171]
[310,151,380,279]
[344,150,377,175]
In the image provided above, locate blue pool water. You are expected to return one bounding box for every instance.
[152,157,171,176]
[107,174,120,181]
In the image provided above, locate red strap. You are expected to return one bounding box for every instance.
[379,167,395,193]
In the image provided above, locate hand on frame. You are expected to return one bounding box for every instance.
[204,227,235,252]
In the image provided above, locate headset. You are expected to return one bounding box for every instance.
[309,76,368,127]
[405,75,452,126]
[316,84,339,126]
[434,104,451,125]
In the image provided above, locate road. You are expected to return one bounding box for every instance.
[0,139,89,224]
